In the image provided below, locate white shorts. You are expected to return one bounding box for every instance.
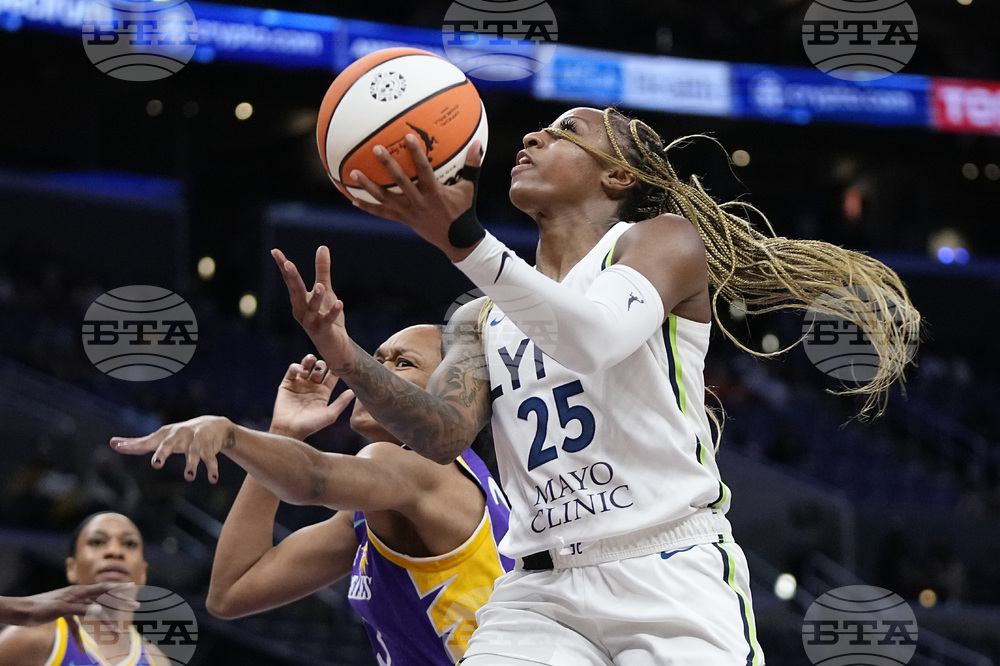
[459,542,764,666]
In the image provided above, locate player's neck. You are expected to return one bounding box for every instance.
[534,213,617,281]
[73,614,138,665]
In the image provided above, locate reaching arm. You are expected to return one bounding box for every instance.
[207,355,357,619]
[0,584,134,626]
[112,410,487,506]
[271,248,492,464]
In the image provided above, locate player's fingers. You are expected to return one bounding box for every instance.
[150,439,176,470]
[373,143,422,199]
[320,298,346,326]
[465,140,484,168]
[315,246,334,291]
[300,353,318,373]
[271,250,308,304]
[110,431,161,455]
[90,583,140,611]
[308,358,328,383]
[350,168,393,205]
[183,446,201,481]
[405,134,437,190]
[203,454,220,484]
[329,388,356,417]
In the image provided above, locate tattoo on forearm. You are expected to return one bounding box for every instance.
[224,429,236,450]
[334,339,490,462]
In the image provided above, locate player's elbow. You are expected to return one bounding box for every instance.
[206,586,265,620]
[205,589,241,620]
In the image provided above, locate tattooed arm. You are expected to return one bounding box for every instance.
[272,246,492,464]
[331,298,492,464]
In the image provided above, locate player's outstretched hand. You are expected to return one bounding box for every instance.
[111,416,233,484]
[351,137,483,262]
[2,583,138,626]
[270,354,355,440]
[272,245,354,370]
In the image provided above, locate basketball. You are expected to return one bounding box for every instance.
[317,47,489,203]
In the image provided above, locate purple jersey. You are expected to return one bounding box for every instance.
[45,616,156,666]
[349,449,512,665]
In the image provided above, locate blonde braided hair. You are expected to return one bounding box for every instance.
[545,107,921,420]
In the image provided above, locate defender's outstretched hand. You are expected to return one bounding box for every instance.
[112,415,232,484]
[350,137,484,262]
[0,584,138,626]
[270,354,355,440]
[272,245,354,370]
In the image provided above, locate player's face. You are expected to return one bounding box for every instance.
[350,325,443,442]
[66,513,148,586]
[509,107,617,216]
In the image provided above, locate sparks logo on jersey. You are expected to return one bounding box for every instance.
[349,542,373,601]
[627,292,645,310]
[373,515,505,661]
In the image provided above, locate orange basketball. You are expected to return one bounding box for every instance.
[317,47,489,203]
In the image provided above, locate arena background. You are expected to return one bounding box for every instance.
[1,0,998,663]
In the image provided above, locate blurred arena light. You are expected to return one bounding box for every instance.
[731,149,750,167]
[239,293,258,318]
[728,300,748,321]
[774,573,797,601]
[235,102,254,120]
[843,186,863,221]
[929,228,970,264]
[197,256,216,280]
[761,333,780,353]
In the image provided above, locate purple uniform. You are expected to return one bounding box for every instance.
[349,449,512,665]
[44,616,156,666]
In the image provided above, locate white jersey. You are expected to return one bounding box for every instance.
[482,222,732,562]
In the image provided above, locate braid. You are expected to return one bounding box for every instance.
[545,108,921,420]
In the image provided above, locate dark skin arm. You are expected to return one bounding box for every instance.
[271,249,493,464]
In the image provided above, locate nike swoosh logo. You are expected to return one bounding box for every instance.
[660,545,695,560]
[489,316,506,326]
[494,251,511,283]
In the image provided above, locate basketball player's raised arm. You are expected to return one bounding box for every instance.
[272,248,492,464]
[351,139,707,374]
